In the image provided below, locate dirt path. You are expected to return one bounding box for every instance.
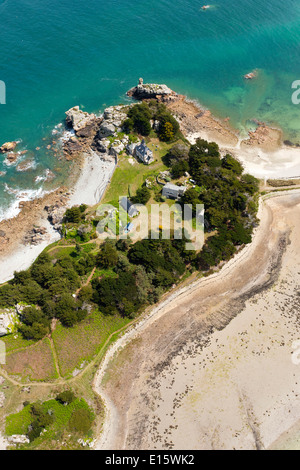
[75,267,96,297]
[93,190,300,450]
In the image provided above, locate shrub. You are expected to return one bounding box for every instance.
[132,186,151,205]
[64,206,83,224]
[56,390,76,405]
[69,409,94,434]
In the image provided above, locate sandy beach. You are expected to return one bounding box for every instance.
[94,190,300,450]
[0,219,60,284]
[189,132,300,180]
[68,150,115,207]
[166,95,300,180]
[0,151,115,284]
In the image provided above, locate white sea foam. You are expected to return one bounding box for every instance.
[60,129,75,143]
[0,184,50,222]
[34,168,55,183]
[51,122,63,136]
[16,159,36,172]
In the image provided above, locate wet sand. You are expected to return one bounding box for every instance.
[94,190,300,450]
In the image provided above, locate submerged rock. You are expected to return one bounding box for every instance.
[5,152,19,164]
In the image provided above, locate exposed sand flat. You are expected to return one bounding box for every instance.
[232,146,300,180]
[95,191,300,450]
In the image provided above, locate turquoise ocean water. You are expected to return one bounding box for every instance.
[1,0,300,219]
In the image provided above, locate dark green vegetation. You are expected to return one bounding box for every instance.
[0,249,93,338]
[132,185,151,205]
[0,234,193,339]
[63,204,97,243]
[164,138,259,270]
[0,131,259,344]
[123,101,181,142]
[5,390,94,448]
[92,237,190,317]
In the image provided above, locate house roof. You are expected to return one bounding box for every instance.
[120,197,139,217]
[136,139,152,157]
[163,183,186,192]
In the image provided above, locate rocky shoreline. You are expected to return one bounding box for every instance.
[0,96,133,280]
[0,78,296,281]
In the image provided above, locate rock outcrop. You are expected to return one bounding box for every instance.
[96,138,110,153]
[0,309,18,336]
[64,106,102,159]
[98,122,116,138]
[0,141,18,153]
[63,136,83,160]
[92,104,128,160]
[65,106,99,136]
[64,102,129,161]
[77,224,93,238]
[127,78,178,101]
[103,106,127,128]
[7,435,30,445]
[45,204,66,232]
[24,226,47,246]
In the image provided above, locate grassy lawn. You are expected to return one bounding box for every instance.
[5,397,95,450]
[1,334,35,354]
[102,137,181,206]
[3,338,58,382]
[52,309,130,378]
[5,404,32,436]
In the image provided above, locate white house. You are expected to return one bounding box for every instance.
[162,183,187,200]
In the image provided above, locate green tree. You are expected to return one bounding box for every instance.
[132,186,151,205]
[96,241,118,269]
[64,206,82,224]
[160,121,174,142]
[69,409,94,434]
[56,390,76,405]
